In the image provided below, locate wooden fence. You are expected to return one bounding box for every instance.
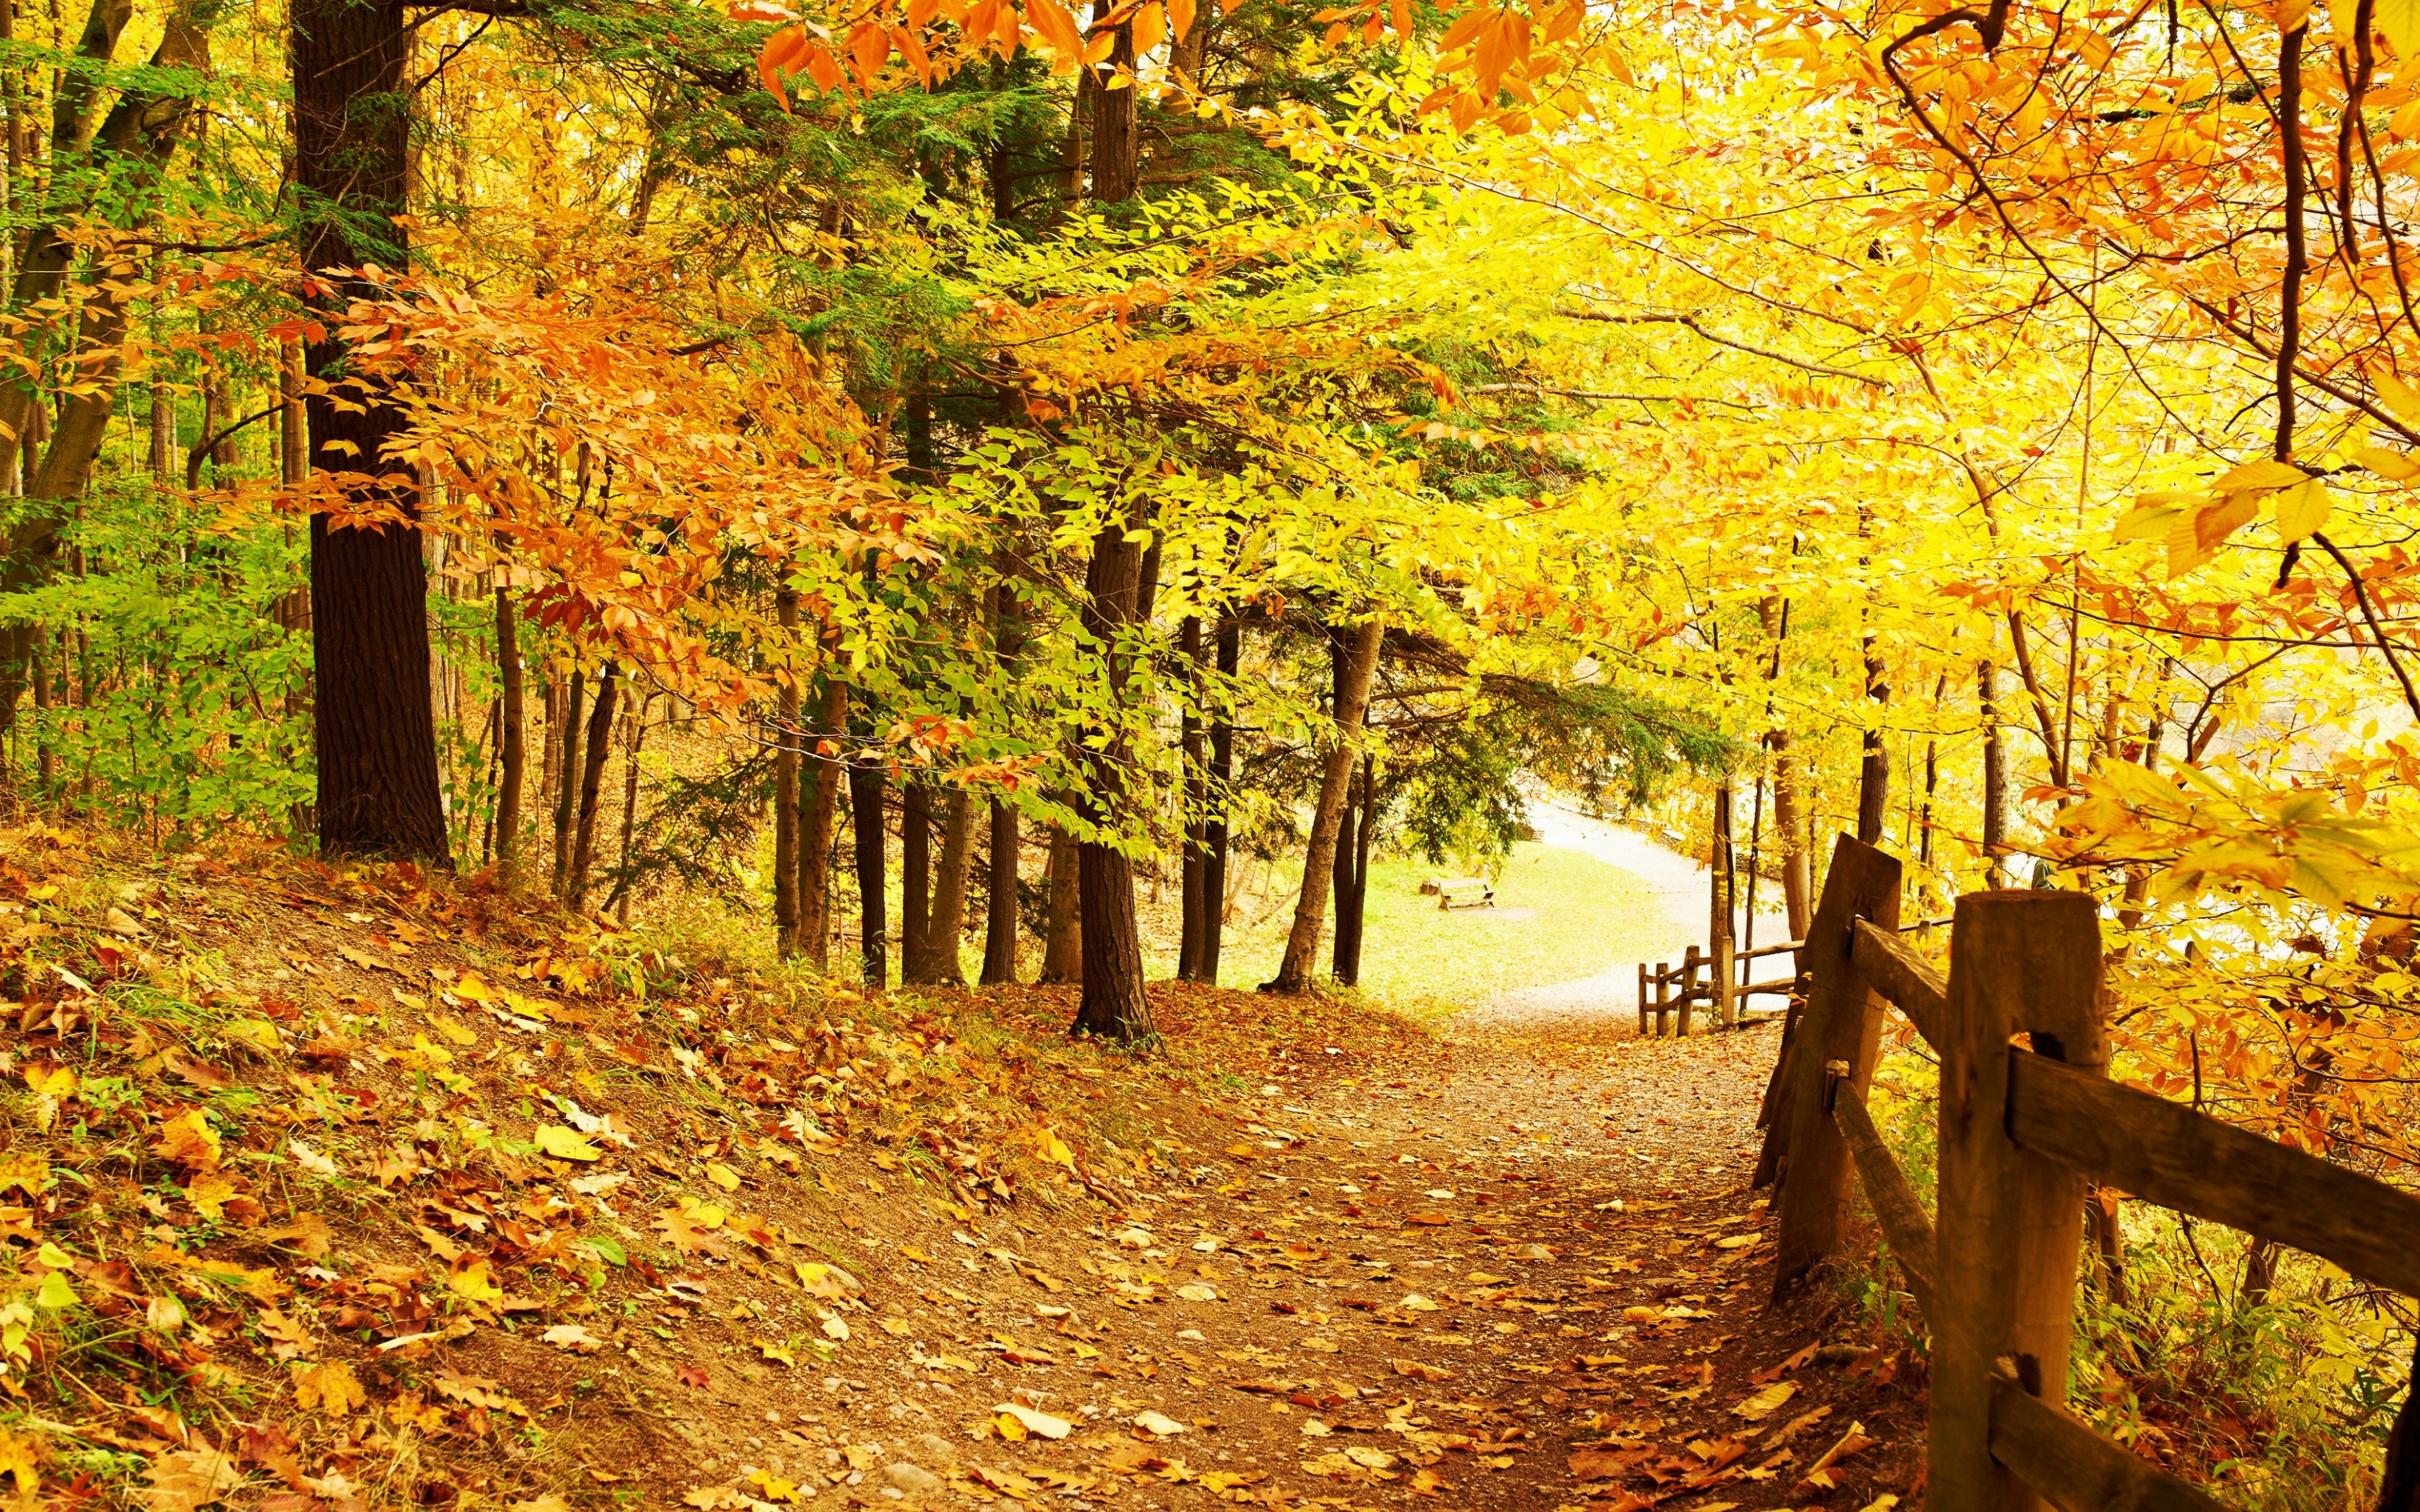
[1637,937,1802,1037]
[1755,833,2420,1512]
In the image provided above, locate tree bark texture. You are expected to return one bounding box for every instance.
[1270,615,1382,993]
[850,740,887,988]
[915,788,972,985]
[1856,639,1889,848]
[552,669,585,892]
[773,589,802,954]
[797,677,847,977]
[294,0,448,862]
[1981,656,2009,889]
[981,571,1024,984]
[1070,517,1155,1038]
[1333,752,1376,985]
[1042,824,1081,984]
[1201,615,1239,984]
[493,589,524,871]
[1177,615,1207,979]
[567,662,618,908]
[902,780,931,974]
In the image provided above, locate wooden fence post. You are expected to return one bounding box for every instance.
[1767,834,1901,1295]
[1716,935,1736,1029]
[1653,960,1668,1037]
[1638,963,1649,1037]
[1931,890,2105,1512]
[1680,945,1701,1036]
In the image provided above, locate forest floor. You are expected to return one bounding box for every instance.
[0,822,1925,1512]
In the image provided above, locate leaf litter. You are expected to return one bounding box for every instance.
[0,828,1922,1509]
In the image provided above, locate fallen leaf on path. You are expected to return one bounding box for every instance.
[1133,1411,1186,1436]
[534,1126,602,1162]
[994,1404,1071,1439]
[1798,1421,1875,1488]
[139,1446,240,1512]
[1729,1381,1797,1420]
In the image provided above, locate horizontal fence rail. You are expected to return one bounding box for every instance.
[1760,833,2420,1512]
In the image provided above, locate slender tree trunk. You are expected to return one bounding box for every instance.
[1070,526,1155,1037]
[1855,638,1889,846]
[612,693,647,922]
[797,677,846,976]
[1980,656,2009,889]
[1270,615,1382,993]
[901,780,932,979]
[850,730,887,988]
[981,570,1023,985]
[568,662,618,908]
[1041,823,1081,984]
[1177,615,1206,980]
[281,341,307,485]
[552,669,585,893]
[920,789,973,985]
[295,0,447,863]
[1710,781,1735,948]
[1202,615,1239,983]
[493,588,524,874]
[1333,752,1376,984]
[773,589,802,954]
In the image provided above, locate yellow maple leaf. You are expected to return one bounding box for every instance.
[152,1110,221,1171]
[704,1161,742,1190]
[448,1257,504,1304]
[292,1358,367,1417]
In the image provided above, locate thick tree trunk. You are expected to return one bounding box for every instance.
[1855,639,1889,847]
[918,789,973,985]
[552,669,586,893]
[773,590,802,954]
[1270,615,1382,993]
[1070,523,1154,1038]
[493,589,524,873]
[1202,615,1239,984]
[567,662,618,908]
[1333,752,1375,984]
[1087,8,1138,201]
[901,781,932,975]
[850,738,887,988]
[982,798,1019,984]
[1041,824,1081,984]
[797,677,846,976]
[295,0,446,863]
[1177,616,1207,980]
[1769,730,1808,940]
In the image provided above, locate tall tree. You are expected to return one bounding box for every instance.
[1200,617,1240,983]
[772,589,802,953]
[1067,7,1155,1039]
[1177,616,1207,979]
[797,677,848,975]
[1331,752,1376,985]
[293,0,450,860]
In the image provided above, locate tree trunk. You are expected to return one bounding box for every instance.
[918,788,973,985]
[552,669,586,893]
[295,0,447,863]
[1177,615,1206,980]
[982,798,1019,984]
[568,662,618,908]
[773,589,802,954]
[1981,656,2009,889]
[1769,731,1808,938]
[1270,615,1382,993]
[797,676,846,977]
[850,737,888,988]
[1710,781,1736,949]
[1070,526,1154,1038]
[1087,8,1139,202]
[281,340,307,485]
[901,780,932,978]
[1202,614,1239,984]
[493,588,524,874]
[1855,639,1889,847]
[981,570,1023,985]
[1041,824,1081,984]
[611,693,648,922]
[1333,752,1376,984]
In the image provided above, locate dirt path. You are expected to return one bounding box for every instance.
[606,991,1923,1512]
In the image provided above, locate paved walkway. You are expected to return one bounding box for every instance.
[1460,800,1795,1034]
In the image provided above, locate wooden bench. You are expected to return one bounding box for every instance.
[1434,877,1494,910]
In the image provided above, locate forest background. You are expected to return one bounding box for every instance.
[4,0,2420,1495]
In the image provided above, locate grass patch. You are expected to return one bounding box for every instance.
[1166,841,1688,1013]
